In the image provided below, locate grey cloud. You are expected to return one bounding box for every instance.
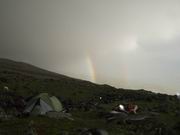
[1,0,180,94]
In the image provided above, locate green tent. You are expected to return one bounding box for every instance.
[50,96,63,112]
[24,93,63,115]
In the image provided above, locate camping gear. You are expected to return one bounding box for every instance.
[24,93,63,115]
[119,104,125,111]
[127,104,138,114]
[113,103,138,114]
[113,104,127,113]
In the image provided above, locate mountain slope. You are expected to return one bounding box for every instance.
[0,58,173,102]
[0,58,117,99]
[0,58,73,79]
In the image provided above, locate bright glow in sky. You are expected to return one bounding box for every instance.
[0,0,180,94]
[120,36,139,52]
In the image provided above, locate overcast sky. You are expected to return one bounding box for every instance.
[0,0,180,94]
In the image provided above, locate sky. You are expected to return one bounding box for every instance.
[0,0,180,94]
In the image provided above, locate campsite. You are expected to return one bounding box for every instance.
[0,59,180,135]
[1,0,180,134]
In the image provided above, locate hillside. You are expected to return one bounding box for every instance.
[0,58,177,103]
[0,58,117,99]
[0,58,80,79]
[0,58,180,135]
[0,58,169,101]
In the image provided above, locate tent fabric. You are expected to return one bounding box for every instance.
[37,93,52,107]
[24,93,63,115]
[40,99,53,114]
[50,96,63,112]
[25,102,36,113]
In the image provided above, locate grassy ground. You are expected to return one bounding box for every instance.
[0,100,180,135]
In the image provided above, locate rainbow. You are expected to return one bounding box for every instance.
[86,55,96,83]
